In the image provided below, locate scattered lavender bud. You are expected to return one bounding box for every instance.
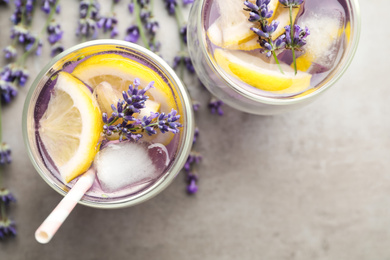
[125,25,140,43]
[193,127,199,144]
[0,143,11,164]
[47,23,63,44]
[180,25,187,44]
[0,189,16,205]
[182,0,194,4]
[3,46,17,59]
[0,219,17,239]
[163,0,177,15]
[208,98,224,116]
[184,152,202,172]
[128,2,134,13]
[187,179,198,194]
[50,44,64,57]
[192,101,200,112]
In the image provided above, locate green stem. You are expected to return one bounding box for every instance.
[289,5,297,75]
[0,201,5,221]
[134,1,150,49]
[272,51,284,75]
[110,0,115,13]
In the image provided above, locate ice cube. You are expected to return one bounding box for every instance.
[94,141,157,192]
[148,143,170,168]
[298,10,345,70]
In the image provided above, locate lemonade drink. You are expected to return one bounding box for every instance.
[23,41,194,208]
[187,0,360,114]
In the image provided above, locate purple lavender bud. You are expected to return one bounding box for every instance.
[251,27,268,38]
[244,1,259,11]
[184,57,195,74]
[3,46,17,59]
[193,127,199,144]
[128,3,134,13]
[182,0,193,4]
[187,179,198,194]
[124,25,140,43]
[278,0,303,7]
[0,189,16,205]
[0,143,11,164]
[163,0,177,15]
[249,11,261,22]
[0,219,17,239]
[41,0,51,14]
[208,98,224,116]
[173,56,181,69]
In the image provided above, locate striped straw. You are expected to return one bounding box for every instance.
[35,168,96,244]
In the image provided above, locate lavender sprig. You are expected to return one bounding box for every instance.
[0,100,16,241]
[183,152,202,194]
[102,79,182,142]
[244,0,285,74]
[76,0,100,40]
[278,0,306,74]
[128,0,160,52]
[97,0,120,38]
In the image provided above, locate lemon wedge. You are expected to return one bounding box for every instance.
[71,53,178,114]
[39,72,102,183]
[207,0,279,49]
[214,49,312,93]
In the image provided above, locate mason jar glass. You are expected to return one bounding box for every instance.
[187,0,361,115]
[23,40,194,209]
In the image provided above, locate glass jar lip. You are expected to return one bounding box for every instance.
[197,0,361,105]
[22,39,194,209]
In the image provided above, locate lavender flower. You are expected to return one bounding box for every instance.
[180,25,187,44]
[0,0,9,4]
[284,25,310,50]
[182,0,193,4]
[50,44,64,57]
[208,98,224,116]
[172,56,195,74]
[0,219,17,239]
[193,127,199,144]
[47,23,63,44]
[192,101,200,112]
[125,25,140,43]
[128,3,134,13]
[102,79,182,141]
[41,0,59,14]
[3,46,17,59]
[244,0,273,22]
[0,67,18,103]
[12,68,29,87]
[279,0,304,7]
[76,0,100,39]
[163,0,177,15]
[0,189,16,205]
[97,16,118,38]
[187,178,198,194]
[184,152,202,172]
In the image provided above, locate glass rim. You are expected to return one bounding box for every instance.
[196,0,361,105]
[22,39,194,209]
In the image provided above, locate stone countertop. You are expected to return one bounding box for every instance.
[1,0,388,259]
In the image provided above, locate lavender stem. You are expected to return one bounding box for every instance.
[134,1,150,49]
[289,4,297,75]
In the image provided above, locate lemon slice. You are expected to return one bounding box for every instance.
[214,49,312,93]
[71,53,177,114]
[207,0,279,49]
[39,72,102,183]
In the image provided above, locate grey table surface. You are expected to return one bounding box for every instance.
[0,0,387,259]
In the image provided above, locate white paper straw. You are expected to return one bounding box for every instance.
[35,168,95,244]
